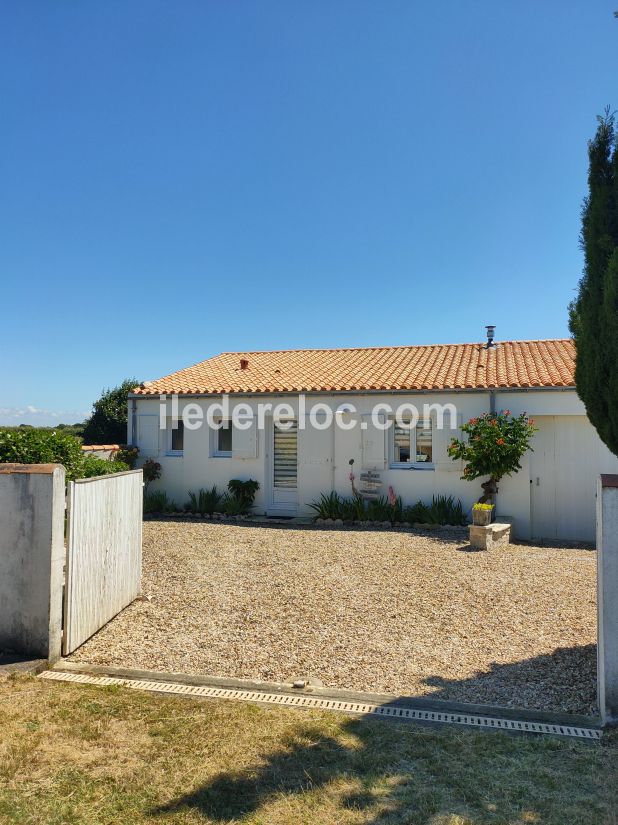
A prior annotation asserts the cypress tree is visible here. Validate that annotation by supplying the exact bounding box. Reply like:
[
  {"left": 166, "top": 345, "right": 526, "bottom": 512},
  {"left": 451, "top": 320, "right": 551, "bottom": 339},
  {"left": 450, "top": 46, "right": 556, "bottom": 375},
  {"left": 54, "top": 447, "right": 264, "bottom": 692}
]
[{"left": 569, "top": 110, "right": 618, "bottom": 456}]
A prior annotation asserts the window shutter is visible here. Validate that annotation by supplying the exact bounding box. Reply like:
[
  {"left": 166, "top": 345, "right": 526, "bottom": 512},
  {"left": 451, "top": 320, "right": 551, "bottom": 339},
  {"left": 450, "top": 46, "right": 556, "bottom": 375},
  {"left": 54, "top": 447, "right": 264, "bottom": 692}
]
[
  {"left": 433, "top": 412, "right": 463, "bottom": 471},
  {"left": 361, "top": 413, "right": 386, "bottom": 469},
  {"left": 137, "top": 415, "right": 159, "bottom": 458},
  {"left": 232, "top": 417, "right": 258, "bottom": 459}
]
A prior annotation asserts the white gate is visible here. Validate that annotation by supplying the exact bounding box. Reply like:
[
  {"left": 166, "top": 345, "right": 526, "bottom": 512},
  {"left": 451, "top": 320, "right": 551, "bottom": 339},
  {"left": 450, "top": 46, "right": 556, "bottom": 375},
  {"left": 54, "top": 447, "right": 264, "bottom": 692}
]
[{"left": 63, "top": 469, "right": 143, "bottom": 655}]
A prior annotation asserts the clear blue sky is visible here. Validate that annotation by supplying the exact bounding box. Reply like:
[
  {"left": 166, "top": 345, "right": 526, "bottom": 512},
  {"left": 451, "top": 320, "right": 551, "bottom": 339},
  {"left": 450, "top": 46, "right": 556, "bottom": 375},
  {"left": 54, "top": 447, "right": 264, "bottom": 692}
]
[{"left": 1, "top": 2, "right": 616, "bottom": 424}]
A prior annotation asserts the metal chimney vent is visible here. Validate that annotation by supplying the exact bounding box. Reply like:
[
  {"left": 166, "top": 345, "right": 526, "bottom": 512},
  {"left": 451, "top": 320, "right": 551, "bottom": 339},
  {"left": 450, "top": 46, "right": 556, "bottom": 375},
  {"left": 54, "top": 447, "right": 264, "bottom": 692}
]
[{"left": 485, "top": 325, "right": 496, "bottom": 348}]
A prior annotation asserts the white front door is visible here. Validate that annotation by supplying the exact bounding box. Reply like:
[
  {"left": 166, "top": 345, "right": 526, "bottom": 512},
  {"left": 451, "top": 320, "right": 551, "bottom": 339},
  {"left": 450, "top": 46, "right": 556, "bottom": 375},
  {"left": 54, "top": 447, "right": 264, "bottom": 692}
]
[{"left": 270, "top": 419, "right": 298, "bottom": 515}]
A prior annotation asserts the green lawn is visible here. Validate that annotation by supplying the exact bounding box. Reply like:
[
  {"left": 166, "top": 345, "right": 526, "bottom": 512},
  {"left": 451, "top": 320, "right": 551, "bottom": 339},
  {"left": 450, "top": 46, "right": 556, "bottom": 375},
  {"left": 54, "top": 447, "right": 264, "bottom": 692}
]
[{"left": 0, "top": 676, "right": 616, "bottom": 825}]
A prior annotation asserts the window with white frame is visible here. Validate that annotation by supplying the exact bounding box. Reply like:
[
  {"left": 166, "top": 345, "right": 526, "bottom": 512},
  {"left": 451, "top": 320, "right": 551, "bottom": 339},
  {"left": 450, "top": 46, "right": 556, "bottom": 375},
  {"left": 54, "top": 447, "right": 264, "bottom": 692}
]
[
  {"left": 212, "top": 419, "right": 232, "bottom": 457},
  {"left": 167, "top": 420, "right": 184, "bottom": 455},
  {"left": 390, "top": 419, "right": 433, "bottom": 467}
]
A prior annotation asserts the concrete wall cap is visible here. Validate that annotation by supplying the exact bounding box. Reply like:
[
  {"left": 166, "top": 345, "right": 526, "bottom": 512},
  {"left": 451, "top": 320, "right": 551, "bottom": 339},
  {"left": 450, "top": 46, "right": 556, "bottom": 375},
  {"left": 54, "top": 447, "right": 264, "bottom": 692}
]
[{"left": 0, "top": 463, "right": 64, "bottom": 475}]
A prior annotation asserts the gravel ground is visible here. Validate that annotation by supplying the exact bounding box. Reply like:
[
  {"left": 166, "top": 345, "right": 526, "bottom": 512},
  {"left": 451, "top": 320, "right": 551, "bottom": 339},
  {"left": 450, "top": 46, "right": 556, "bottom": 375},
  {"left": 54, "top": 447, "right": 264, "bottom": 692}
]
[{"left": 70, "top": 521, "right": 598, "bottom": 715}]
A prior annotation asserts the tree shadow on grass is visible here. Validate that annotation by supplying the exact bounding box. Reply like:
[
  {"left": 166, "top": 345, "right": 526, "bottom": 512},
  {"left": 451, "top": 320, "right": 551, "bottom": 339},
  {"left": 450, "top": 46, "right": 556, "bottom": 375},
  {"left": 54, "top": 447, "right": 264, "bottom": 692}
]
[
  {"left": 150, "top": 646, "right": 611, "bottom": 825},
  {"left": 150, "top": 716, "right": 611, "bottom": 824}
]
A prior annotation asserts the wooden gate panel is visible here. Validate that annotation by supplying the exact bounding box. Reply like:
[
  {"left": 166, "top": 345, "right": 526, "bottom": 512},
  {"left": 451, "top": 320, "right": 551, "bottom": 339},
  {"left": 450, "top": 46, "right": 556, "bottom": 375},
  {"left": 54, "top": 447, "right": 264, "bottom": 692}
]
[{"left": 63, "top": 470, "right": 142, "bottom": 655}]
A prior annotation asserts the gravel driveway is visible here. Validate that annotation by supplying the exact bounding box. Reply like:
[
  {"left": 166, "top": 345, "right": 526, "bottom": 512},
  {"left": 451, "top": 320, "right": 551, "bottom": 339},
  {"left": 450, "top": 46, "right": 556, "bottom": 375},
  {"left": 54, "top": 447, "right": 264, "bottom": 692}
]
[{"left": 70, "top": 521, "right": 597, "bottom": 715}]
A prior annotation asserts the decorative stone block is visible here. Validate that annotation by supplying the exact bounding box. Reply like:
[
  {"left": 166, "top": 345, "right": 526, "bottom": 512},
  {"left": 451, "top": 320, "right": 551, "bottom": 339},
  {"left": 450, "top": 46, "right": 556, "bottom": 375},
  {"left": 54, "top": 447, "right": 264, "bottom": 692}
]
[{"left": 469, "top": 522, "right": 511, "bottom": 551}]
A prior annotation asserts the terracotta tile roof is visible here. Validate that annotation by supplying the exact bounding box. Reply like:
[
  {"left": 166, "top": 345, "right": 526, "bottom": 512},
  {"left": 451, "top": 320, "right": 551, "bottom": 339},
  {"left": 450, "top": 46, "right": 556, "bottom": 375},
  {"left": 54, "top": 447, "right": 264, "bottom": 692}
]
[{"left": 132, "top": 339, "right": 576, "bottom": 396}]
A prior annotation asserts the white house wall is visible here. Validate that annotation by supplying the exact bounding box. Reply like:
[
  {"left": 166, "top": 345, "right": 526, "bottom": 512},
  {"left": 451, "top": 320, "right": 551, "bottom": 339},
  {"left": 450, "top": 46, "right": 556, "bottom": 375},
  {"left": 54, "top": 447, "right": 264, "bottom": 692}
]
[
  {"left": 131, "top": 390, "right": 618, "bottom": 541},
  {"left": 494, "top": 390, "right": 587, "bottom": 417}
]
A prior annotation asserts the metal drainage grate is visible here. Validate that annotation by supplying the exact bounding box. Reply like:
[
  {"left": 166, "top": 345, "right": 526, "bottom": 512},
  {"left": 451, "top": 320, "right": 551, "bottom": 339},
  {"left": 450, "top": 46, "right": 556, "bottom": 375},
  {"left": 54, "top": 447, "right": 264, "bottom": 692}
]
[{"left": 39, "top": 670, "right": 602, "bottom": 741}]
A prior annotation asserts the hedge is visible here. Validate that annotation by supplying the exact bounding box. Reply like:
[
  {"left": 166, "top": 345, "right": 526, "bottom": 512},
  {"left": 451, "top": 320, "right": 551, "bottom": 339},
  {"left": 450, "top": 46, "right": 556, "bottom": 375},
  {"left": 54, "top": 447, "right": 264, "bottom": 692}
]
[{"left": 0, "top": 428, "right": 128, "bottom": 481}]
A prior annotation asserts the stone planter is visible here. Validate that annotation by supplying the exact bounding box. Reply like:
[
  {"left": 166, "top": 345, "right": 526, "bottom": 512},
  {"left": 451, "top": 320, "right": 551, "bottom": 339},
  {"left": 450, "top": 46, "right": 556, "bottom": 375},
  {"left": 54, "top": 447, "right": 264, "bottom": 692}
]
[{"left": 472, "top": 507, "right": 494, "bottom": 526}]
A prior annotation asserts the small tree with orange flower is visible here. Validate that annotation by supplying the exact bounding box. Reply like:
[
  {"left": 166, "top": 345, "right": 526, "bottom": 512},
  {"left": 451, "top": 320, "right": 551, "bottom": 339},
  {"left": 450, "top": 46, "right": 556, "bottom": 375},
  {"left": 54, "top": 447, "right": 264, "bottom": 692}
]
[{"left": 447, "top": 411, "right": 537, "bottom": 504}]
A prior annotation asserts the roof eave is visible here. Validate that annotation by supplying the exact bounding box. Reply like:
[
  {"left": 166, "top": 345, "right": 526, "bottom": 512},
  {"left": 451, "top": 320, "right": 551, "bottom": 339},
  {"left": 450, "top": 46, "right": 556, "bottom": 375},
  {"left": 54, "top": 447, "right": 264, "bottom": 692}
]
[{"left": 128, "top": 384, "right": 576, "bottom": 399}]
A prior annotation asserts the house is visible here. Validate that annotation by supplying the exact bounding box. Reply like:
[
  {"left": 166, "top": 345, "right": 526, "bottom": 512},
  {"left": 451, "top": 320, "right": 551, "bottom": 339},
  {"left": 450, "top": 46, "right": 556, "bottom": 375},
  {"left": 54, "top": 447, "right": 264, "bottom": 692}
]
[{"left": 128, "top": 332, "right": 618, "bottom": 541}]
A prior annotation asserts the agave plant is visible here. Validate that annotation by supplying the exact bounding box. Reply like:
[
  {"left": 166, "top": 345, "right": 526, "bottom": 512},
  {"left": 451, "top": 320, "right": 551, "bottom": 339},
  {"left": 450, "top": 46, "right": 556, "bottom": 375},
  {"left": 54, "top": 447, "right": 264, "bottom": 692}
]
[
  {"left": 339, "top": 493, "right": 367, "bottom": 522},
  {"left": 353, "top": 494, "right": 368, "bottom": 521},
  {"left": 427, "top": 495, "right": 466, "bottom": 526},
  {"left": 403, "top": 501, "right": 433, "bottom": 524},
  {"left": 308, "top": 488, "right": 466, "bottom": 526},
  {"left": 187, "top": 485, "right": 223, "bottom": 515},
  {"left": 308, "top": 491, "right": 343, "bottom": 520},
  {"left": 222, "top": 494, "right": 250, "bottom": 516},
  {"left": 144, "top": 490, "right": 175, "bottom": 514},
  {"left": 365, "top": 496, "right": 394, "bottom": 522}
]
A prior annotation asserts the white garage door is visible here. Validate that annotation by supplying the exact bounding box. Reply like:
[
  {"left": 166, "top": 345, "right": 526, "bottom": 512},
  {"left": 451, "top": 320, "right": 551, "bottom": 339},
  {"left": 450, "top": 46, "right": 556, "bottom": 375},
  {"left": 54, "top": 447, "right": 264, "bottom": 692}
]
[{"left": 530, "top": 415, "right": 618, "bottom": 542}]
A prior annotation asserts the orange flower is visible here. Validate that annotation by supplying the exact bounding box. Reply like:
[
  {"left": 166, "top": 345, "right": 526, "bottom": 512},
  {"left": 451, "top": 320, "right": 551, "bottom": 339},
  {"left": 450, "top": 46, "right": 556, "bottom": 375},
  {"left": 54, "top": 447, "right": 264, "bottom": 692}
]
[
  {"left": 529, "top": 418, "right": 535, "bottom": 426},
  {"left": 490, "top": 419, "right": 497, "bottom": 426},
  {"left": 469, "top": 417, "right": 478, "bottom": 425},
  {"left": 496, "top": 438, "right": 505, "bottom": 445}
]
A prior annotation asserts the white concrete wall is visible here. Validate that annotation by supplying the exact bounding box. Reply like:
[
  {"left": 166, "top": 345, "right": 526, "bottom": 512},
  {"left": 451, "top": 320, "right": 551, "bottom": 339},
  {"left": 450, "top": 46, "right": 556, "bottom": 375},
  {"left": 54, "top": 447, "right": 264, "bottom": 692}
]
[
  {"left": 81, "top": 447, "right": 120, "bottom": 460},
  {"left": 0, "top": 464, "right": 65, "bottom": 660},
  {"left": 132, "top": 389, "right": 618, "bottom": 540}
]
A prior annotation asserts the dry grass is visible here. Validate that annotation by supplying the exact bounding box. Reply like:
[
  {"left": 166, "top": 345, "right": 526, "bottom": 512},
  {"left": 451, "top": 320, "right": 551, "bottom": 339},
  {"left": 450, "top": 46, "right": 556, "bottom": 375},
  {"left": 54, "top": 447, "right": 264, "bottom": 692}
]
[
  {"left": 70, "top": 521, "right": 598, "bottom": 714},
  {"left": 0, "top": 675, "right": 616, "bottom": 825}
]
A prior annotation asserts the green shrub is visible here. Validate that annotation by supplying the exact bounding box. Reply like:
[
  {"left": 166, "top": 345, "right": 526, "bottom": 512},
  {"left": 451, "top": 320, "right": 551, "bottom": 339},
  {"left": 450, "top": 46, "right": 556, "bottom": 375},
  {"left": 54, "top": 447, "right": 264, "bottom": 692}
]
[
  {"left": 339, "top": 494, "right": 366, "bottom": 522},
  {"left": 116, "top": 446, "right": 139, "bottom": 469},
  {"left": 186, "top": 485, "right": 223, "bottom": 515},
  {"left": 309, "top": 492, "right": 402, "bottom": 523},
  {"left": 365, "top": 496, "right": 394, "bottom": 522},
  {"left": 390, "top": 494, "right": 404, "bottom": 523},
  {"left": 403, "top": 495, "right": 466, "bottom": 526},
  {"left": 227, "top": 479, "right": 259, "bottom": 508},
  {"left": 402, "top": 501, "right": 432, "bottom": 524},
  {"left": 0, "top": 427, "right": 140, "bottom": 482},
  {"left": 82, "top": 455, "right": 130, "bottom": 478},
  {"left": 427, "top": 495, "right": 466, "bottom": 526},
  {"left": 222, "top": 494, "right": 250, "bottom": 516},
  {"left": 308, "top": 491, "right": 344, "bottom": 520},
  {"left": 144, "top": 490, "right": 175, "bottom": 514},
  {"left": 309, "top": 489, "right": 467, "bottom": 526},
  {"left": 0, "top": 427, "right": 84, "bottom": 481},
  {"left": 352, "top": 494, "right": 368, "bottom": 521},
  {"left": 142, "top": 459, "right": 161, "bottom": 491}
]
